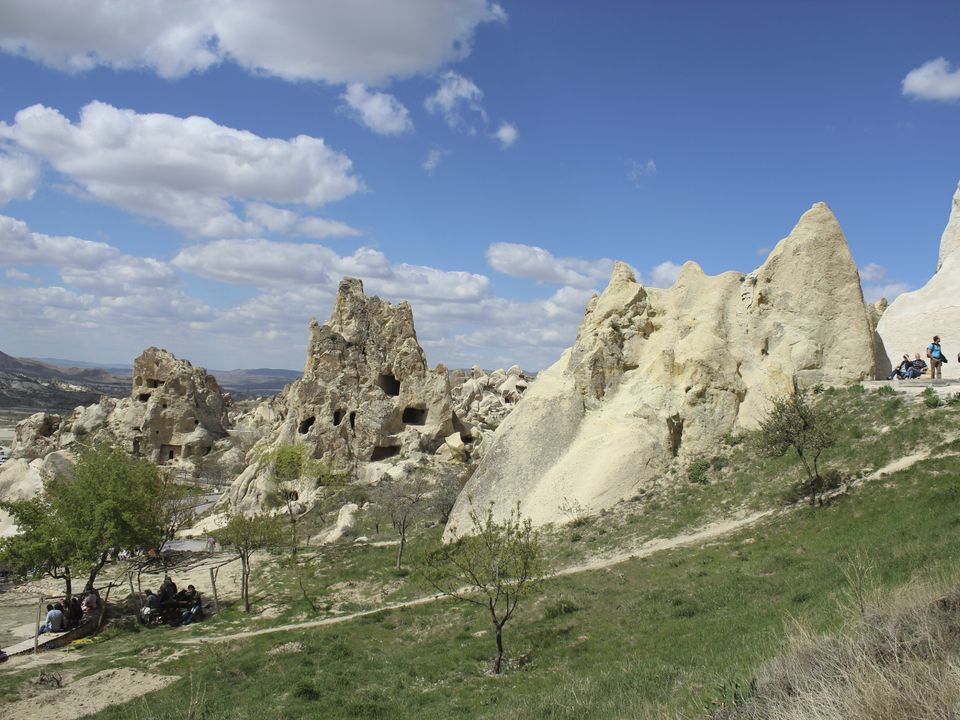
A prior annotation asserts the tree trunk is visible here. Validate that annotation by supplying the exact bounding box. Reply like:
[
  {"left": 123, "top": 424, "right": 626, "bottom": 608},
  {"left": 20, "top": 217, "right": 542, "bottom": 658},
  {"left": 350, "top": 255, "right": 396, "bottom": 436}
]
[
  {"left": 241, "top": 554, "right": 251, "bottom": 613},
  {"left": 84, "top": 552, "right": 107, "bottom": 592},
  {"left": 396, "top": 528, "right": 406, "bottom": 571},
  {"left": 493, "top": 622, "right": 504, "bottom": 674}
]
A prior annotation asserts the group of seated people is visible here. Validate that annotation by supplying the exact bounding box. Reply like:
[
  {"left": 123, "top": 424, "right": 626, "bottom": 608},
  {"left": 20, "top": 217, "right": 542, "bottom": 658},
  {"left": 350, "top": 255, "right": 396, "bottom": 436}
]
[
  {"left": 888, "top": 353, "right": 929, "bottom": 380},
  {"left": 141, "top": 575, "right": 203, "bottom": 627},
  {"left": 38, "top": 592, "right": 98, "bottom": 635}
]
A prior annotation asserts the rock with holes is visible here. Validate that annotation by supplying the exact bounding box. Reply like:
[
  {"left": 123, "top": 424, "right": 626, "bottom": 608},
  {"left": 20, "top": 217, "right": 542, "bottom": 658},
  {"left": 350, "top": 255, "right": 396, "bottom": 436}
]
[
  {"left": 222, "top": 277, "right": 463, "bottom": 514},
  {"left": 447, "top": 202, "right": 877, "bottom": 532},
  {"left": 876, "top": 181, "right": 960, "bottom": 378},
  {"left": 10, "top": 412, "right": 62, "bottom": 460}
]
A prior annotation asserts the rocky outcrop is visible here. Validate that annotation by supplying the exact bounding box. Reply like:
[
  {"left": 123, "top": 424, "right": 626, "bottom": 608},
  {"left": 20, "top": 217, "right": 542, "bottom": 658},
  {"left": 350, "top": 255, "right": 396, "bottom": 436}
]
[
  {"left": 0, "top": 450, "right": 74, "bottom": 536},
  {"left": 451, "top": 365, "right": 531, "bottom": 429},
  {"left": 447, "top": 202, "right": 876, "bottom": 531},
  {"left": 223, "top": 278, "right": 467, "bottom": 514},
  {"left": 876, "top": 181, "right": 960, "bottom": 378}
]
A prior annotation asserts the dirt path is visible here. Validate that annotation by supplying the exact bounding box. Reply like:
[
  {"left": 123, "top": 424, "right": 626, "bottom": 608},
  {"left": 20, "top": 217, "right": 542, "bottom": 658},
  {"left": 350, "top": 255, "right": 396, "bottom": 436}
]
[
  {"left": 177, "top": 509, "right": 773, "bottom": 645},
  {"left": 178, "top": 448, "right": 944, "bottom": 647}
]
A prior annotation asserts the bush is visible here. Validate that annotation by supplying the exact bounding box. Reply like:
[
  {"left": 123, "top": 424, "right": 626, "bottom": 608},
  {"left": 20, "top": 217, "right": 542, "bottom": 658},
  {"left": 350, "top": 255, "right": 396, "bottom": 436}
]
[
  {"left": 948, "top": 393, "right": 960, "bottom": 407},
  {"left": 922, "top": 387, "right": 941, "bottom": 409},
  {"left": 874, "top": 385, "right": 896, "bottom": 397},
  {"left": 847, "top": 384, "right": 865, "bottom": 395},
  {"left": 688, "top": 459, "right": 711, "bottom": 484},
  {"left": 721, "top": 431, "right": 744, "bottom": 447}
]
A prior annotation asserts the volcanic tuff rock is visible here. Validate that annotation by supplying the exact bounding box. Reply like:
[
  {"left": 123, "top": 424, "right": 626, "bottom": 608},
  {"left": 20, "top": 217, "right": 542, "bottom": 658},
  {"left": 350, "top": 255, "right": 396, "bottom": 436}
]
[
  {"left": 447, "top": 203, "right": 877, "bottom": 531},
  {"left": 223, "top": 278, "right": 467, "bottom": 514},
  {"left": 451, "top": 365, "right": 531, "bottom": 428},
  {"left": 876, "top": 181, "right": 960, "bottom": 379}
]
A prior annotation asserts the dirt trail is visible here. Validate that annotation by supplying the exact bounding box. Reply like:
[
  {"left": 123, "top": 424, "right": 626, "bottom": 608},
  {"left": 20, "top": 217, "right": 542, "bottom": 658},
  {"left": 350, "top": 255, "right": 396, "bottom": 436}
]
[
  {"left": 178, "top": 448, "right": 944, "bottom": 646},
  {"left": 177, "top": 509, "right": 773, "bottom": 645}
]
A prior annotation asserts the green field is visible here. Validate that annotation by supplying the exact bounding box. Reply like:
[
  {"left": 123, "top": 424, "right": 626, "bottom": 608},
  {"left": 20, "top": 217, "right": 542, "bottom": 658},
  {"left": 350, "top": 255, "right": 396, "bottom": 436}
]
[{"left": 2, "top": 386, "right": 959, "bottom": 719}]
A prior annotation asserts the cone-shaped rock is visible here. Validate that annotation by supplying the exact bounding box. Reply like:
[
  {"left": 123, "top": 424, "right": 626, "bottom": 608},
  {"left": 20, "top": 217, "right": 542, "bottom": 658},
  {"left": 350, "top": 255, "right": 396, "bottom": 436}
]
[
  {"left": 446, "top": 203, "right": 876, "bottom": 532},
  {"left": 877, "top": 182, "right": 960, "bottom": 377}
]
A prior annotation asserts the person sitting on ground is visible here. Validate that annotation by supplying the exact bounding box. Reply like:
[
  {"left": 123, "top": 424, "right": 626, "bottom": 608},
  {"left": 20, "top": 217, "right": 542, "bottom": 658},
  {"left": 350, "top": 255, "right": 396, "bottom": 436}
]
[
  {"left": 38, "top": 603, "right": 65, "bottom": 635},
  {"left": 141, "top": 589, "right": 162, "bottom": 624},
  {"left": 889, "top": 354, "right": 912, "bottom": 380},
  {"left": 181, "top": 584, "right": 203, "bottom": 625},
  {"left": 81, "top": 591, "right": 98, "bottom": 616},
  {"left": 903, "top": 354, "right": 928, "bottom": 379}
]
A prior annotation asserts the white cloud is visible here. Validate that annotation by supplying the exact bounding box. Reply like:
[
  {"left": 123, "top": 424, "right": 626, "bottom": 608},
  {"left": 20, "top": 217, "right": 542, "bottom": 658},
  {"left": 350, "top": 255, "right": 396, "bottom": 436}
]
[
  {"left": 493, "top": 122, "right": 518, "bottom": 149},
  {"left": 425, "top": 71, "right": 486, "bottom": 130},
  {"left": 486, "top": 242, "right": 614, "bottom": 289},
  {"left": 648, "top": 261, "right": 682, "bottom": 288},
  {"left": 423, "top": 148, "right": 451, "bottom": 173},
  {"left": 0, "top": 147, "right": 40, "bottom": 205},
  {"left": 858, "top": 263, "right": 909, "bottom": 303},
  {"left": 0, "top": 0, "right": 507, "bottom": 85},
  {"left": 0, "top": 101, "right": 362, "bottom": 237},
  {"left": 4, "top": 268, "right": 34, "bottom": 281},
  {"left": 0, "top": 213, "right": 116, "bottom": 268},
  {"left": 171, "top": 238, "right": 491, "bottom": 303},
  {"left": 245, "top": 202, "right": 362, "bottom": 239},
  {"left": 341, "top": 83, "right": 413, "bottom": 135},
  {"left": 902, "top": 57, "right": 960, "bottom": 102},
  {"left": 627, "top": 159, "right": 657, "bottom": 189}
]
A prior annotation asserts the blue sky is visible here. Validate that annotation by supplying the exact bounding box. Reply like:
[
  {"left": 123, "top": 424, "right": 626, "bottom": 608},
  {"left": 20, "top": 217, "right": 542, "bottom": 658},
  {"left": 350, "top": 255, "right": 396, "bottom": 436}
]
[{"left": 0, "top": 1, "right": 958, "bottom": 372}]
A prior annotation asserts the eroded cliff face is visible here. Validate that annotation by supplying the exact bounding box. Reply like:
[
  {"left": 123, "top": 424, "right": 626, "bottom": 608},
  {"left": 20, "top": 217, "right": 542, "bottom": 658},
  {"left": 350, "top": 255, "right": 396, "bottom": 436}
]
[
  {"left": 223, "top": 278, "right": 467, "bottom": 513},
  {"left": 447, "top": 203, "right": 877, "bottom": 532},
  {"left": 876, "top": 182, "right": 960, "bottom": 378}
]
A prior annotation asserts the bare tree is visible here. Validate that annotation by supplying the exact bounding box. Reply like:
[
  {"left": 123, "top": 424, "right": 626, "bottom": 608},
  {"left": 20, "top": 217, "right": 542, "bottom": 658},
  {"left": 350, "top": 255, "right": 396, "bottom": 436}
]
[
  {"left": 374, "top": 476, "right": 430, "bottom": 571},
  {"left": 424, "top": 501, "right": 543, "bottom": 674},
  {"left": 213, "top": 512, "right": 284, "bottom": 612}
]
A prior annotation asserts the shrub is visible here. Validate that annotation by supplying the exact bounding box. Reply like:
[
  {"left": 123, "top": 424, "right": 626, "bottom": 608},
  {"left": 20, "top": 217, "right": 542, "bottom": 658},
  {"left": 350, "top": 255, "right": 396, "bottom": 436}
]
[
  {"left": 688, "top": 459, "right": 711, "bottom": 484},
  {"left": 874, "top": 385, "right": 896, "bottom": 397},
  {"left": 922, "top": 387, "right": 941, "bottom": 409},
  {"left": 721, "top": 431, "right": 744, "bottom": 447},
  {"left": 847, "top": 384, "right": 865, "bottom": 395}
]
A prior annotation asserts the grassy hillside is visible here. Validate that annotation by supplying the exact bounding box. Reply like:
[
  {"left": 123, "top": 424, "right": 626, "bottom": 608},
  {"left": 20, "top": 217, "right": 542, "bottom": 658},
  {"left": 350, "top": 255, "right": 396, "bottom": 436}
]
[{"left": 2, "top": 385, "right": 959, "bottom": 719}]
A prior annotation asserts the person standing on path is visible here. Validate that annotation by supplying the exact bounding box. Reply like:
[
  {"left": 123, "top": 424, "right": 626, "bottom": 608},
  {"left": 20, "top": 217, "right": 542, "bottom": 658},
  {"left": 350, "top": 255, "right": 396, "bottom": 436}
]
[{"left": 927, "top": 335, "right": 944, "bottom": 380}]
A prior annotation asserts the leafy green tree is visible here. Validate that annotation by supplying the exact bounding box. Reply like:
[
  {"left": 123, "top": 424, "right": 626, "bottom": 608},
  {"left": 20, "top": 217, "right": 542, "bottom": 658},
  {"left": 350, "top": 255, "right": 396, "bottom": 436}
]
[
  {"left": 213, "top": 511, "right": 284, "bottom": 612},
  {"left": 424, "top": 501, "right": 543, "bottom": 674},
  {"left": 751, "top": 390, "right": 838, "bottom": 506},
  {"left": 0, "top": 495, "right": 74, "bottom": 597},
  {"left": 1, "top": 442, "right": 192, "bottom": 593}
]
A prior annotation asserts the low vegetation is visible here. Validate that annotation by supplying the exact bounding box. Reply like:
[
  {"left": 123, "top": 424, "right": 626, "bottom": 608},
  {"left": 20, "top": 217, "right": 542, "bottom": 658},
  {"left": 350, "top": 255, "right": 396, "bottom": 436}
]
[{"left": 2, "top": 386, "right": 960, "bottom": 719}]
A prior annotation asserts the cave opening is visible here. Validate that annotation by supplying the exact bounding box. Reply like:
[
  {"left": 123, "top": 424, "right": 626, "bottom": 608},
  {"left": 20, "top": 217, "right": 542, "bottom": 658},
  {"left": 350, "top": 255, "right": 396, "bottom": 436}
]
[
  {"left": 299, "top": 416, "right": 316, "bottom": 434},
  {"left": 376, "top": 373, "right": 401, "bottom": 396}
]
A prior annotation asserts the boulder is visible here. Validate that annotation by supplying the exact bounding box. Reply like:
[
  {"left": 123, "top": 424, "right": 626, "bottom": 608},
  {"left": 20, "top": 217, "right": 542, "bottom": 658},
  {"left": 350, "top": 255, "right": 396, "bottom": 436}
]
[
  {"left": 876, "top": 181, "right": 960, "bottom": 378},
  {"left": 321, "top": 503, "right": 360, "bottom": 544},
  {"left": 447, "top": 202, "right": 877, "bottom": 532}
]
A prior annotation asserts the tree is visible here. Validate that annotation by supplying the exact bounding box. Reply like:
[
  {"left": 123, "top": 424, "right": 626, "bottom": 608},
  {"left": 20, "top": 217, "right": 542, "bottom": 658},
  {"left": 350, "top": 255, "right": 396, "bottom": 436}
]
[
  {"left": 258, "top": 443, "right": 321, "bottom": 552},
  {"left": 0, "top": 495, "right": 74, "bottom": 597},
  {"left": 424, "top": 501, "right": 543, "bottom": 674},
  {"left": 751, "top": 390, "right": 838, "bottom": 506},
  {"left": 432, "top": 468, "right": 472, "bottom": 525},
  {"left": 0, "top": 442, "right": 192, "bottom": 593},
  {"left": 213, "top": 511, "right": 284, "bottom": 612},
  {"left": 373, "top": 476, "right": 430, "bottom": 571}
]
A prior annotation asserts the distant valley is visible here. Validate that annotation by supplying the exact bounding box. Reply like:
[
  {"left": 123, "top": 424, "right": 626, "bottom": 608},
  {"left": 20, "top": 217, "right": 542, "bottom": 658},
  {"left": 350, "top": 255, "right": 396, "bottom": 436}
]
[{"left": 0, "top": 350, "right": 302, "bottom": 417}]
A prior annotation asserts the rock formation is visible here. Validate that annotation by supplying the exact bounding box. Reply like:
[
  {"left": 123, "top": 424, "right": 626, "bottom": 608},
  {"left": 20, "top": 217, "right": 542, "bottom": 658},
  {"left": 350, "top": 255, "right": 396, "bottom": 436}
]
[
  {"left": 876, "top": 181, "right": 960, "bottom": 378},
  {"left": 447, "top": 202, "right": 877, "bottom": 531},
  {"left": 223, "top": 278, "right": 469, "bottom": 513},
  {"left": 451, "top": 365, "right": 531, "bottom": 429}
]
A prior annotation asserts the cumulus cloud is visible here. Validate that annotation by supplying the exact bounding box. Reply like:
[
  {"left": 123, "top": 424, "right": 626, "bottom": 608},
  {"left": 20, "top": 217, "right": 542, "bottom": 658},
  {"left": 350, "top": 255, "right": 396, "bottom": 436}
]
[
  {"left": 627, "top": 159, "right": 657, "bottom": 189},
  {"left": 425, "top": 71, "right": 486, "bottom": 130},
  {"left": 486, "top": 242, "right": 614, "bottom": 289},
  {"left": 0, "top": 0, "right": 507, "bottom": 85},
  {"left": 902, "top": 58, "right": 960, "bottom": 102},
  {"left": 0, "top": 148, "right": 40, "bottom": 206},
  {"left": 423, "top": 148, "right": 451, "bottom": 174},
  {"left": 0, "top": 101, "right": 361, "bottom": 237},
  {"left": 244, "top": 202, "right": 361, "bottom": 239},
  {"left": 493, "top": 122, "right": 518, "bottom": 149},
  {"left": 340, "top": 83, "right": 413, "bottom": 135},
  {"left": 648, "top": 261, "right": 682, "bottom": 288}
]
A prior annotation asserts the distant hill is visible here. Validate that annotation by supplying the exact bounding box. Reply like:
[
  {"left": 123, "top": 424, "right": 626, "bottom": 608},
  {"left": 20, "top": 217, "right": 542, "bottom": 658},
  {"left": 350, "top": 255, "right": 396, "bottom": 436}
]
[{"left": 0, "top": 353, "right": 301, "bottom": 413}]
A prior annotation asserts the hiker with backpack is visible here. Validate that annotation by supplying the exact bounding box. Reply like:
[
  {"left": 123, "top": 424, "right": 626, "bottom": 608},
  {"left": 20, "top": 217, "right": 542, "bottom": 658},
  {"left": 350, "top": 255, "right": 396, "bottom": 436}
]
[{"left": 927, "top": 335, "right": 946, "bottom": 380}]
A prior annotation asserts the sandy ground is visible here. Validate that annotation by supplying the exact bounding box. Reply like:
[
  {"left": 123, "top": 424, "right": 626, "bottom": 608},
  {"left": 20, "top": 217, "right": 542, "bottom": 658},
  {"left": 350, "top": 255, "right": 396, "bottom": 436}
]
[{"left": 0, "top": 668, "right": 178, "bottom": 720}]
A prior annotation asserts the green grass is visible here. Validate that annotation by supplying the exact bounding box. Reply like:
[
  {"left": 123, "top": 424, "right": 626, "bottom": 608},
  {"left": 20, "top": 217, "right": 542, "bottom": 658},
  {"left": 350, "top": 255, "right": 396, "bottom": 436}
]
[{"left": 4, "top": 387, "right": 960, "bottom": 719}]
